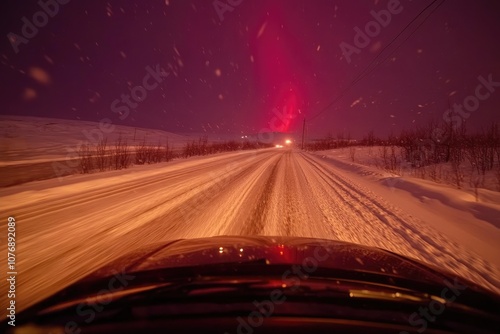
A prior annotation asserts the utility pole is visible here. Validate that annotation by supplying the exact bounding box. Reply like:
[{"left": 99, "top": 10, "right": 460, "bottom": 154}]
[{"left": 301, "top": 118, "right": 306, "bottom": 150}]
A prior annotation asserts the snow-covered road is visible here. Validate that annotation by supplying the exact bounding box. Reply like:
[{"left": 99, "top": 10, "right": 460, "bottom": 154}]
[{"left": 1, "top": 148, "right": 499, "bottom": 312}]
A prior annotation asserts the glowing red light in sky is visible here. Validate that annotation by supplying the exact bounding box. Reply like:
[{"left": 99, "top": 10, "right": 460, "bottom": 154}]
[{"left": 251, "top": 10, "right": 304, "bottom": 133}]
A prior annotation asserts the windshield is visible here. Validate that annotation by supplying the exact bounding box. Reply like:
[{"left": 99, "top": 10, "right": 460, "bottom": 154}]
[{"left": 1, "top": 0, "right": 499, "bottom": 330}]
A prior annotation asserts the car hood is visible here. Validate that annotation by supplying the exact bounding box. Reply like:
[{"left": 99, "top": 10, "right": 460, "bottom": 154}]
[
  {"left": 86, "top": 235, "right": 451, "bottom": 286},
  {"left": 11, "top": 235, "right": 500, "bottom": 333}
]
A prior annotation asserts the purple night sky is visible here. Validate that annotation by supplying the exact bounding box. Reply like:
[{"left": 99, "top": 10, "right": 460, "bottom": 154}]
[{"left": 1, "top": 0, "right": 499, "bottom": 138}]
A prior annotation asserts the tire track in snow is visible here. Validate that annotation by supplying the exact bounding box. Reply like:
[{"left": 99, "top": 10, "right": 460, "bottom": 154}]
[
  {"left": 2, "top": 149, "right": 499, "bottom": 314},
  {"left": 241, "top": 154, "right": 282, "bottom": 235},
  {"left": 299, "top": 152, "right": 500, "bottom": 294},
  {"left": 0, "top": 150, "right": 278, "bottom": 312}
]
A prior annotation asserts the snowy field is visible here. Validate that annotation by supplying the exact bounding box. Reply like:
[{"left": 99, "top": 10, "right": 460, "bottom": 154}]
[
  {"left": 1, "top": 117, "right": 500, "bottom": 313},
  {"left": 0, "top": 115, "right": 194, "bottom": 186}
]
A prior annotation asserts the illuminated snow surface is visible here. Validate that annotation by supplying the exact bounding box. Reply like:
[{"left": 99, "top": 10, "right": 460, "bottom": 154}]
[{"left": 1, "top": 118, "right": 500, "bottom": 312}]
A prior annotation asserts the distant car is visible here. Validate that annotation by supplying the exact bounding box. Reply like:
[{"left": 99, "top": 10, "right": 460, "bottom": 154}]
[{"left": 3, "top": 236, "right": 499, "bottom": 333}]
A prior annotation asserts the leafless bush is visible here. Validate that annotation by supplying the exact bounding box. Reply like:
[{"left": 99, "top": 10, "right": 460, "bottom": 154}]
[
  {"left": 494, "top": 126, "right": 500, "bottom": 191},
  {"left": 418, "top": 166, "right": 427, "bottom": 179},
  {"left": 226, "top": 140, "right": 240, "bottom": 151},
  {"left": 77, "top": 144, "right": 94, "bottom": 174},
  {"left": 134, "top": 136, "right": 165, "bottom": 165},
  {"left": 145, "top": 146, "right": 155, "bottom": 164},
  {"left": 183, "top": 141, "right": 197, "bottom": 157},
  {"left": 95, "top": 138, "right": 108, "bottom": 171},
  {"left": 113, "top": 136, "right": 130, "bottom": 170},
  {"left": 388, "top": 145, "right": 399, "bottom": 172},
  {"left": 470, "top": 172, "right": 482, "bottom": 202},
  {"left": 367, "top": 145, "right": 373, "bottom": 157},
  {"left": 398, "top": 128, "right": 426, "bottom": 168},
  {"left": 349, "top": 146, "right": 356, "bottom": 162},
  {"left": 324, "top": 120, "right": 500, "bottom": 192},
  {"left": 379, "top": 146, "right": 388, "bottom": 169},
  {"left": 135, "top": 139, "right": 148, "bottom": 165},
  {"left": 164, "top": 139, "right": 174, "bottom": 162},
  {"left": 134, "top": 137, "right": 175, "bottom": 165},
  {"left": 241, "top": 141, "right": 259, "bottom": 150},
  {"left": 495, "top": 163, "right": 500, "bottom": 192},
  {"left": 199, "top": 136, "right": 208, "bottom": 155},
  {"left": 186, "top": 136, "right": 209, "bottom": 156},
  {"left": 427, "top": 163, "right": 440, "bottom": 182},
  {"left": 306, "top": 131, "right": 357, "bottom": 151},
  {"left": 450, "top": 146, "right": 464, "bottom": 189},
  {"left": 153, "top": 141, "right": 163, "bottom": 163},
  {"left": 183, "top": 137, "right": 246, "bottom": 157},
  {"left": 361, "top": 130, "right": 379, "bottom": 146},
  {"left": 464, "top": 126, "right": 498, "bottom": 178}
]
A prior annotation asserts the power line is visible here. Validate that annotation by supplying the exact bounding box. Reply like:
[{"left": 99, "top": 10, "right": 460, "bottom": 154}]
[
  {"left": 349, "top": 0, "right": 444, "bottom": 88},
  {"left": 307, "top": 0, "right": 446, "bottom": 123},
  {"left": 351, "top": 0, "right": 446, "bottom": 87}
]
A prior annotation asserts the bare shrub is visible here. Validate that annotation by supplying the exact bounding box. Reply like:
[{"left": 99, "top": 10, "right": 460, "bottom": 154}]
[
  {"left": 495, "top": 164, "right": 500, "bottom": 192},
  {"left": 135, "top": 139, "right": 148, "bottom": 165},
  {"left": 349, "top": 146, "right": 356, "bottom": 162},
  {"left": 145, "top": 145, "right": 155, "bottom": 164},
  {"left": 427, "top": 163, "right": 438, "bottom": 182},
  {"left": 199, "top": 136, "right": 208, "bottom": 155},
  {"left": 164, "top": 139, "right": 174, "bottom": 162},
  {"left": 136, "top": 138, "right": 174, "bottom": 165},
  {"left": 361, "top": 130, "right": 377, "bottom": 146},
  {"left": 113, "top": 136, "right": 130, "bottom": 170},
  {"left": 470, "top": 173, "right": 482, "bottom": 202},
  {"left": 77, "top": 144, "right": 94, "bottom": 174},
  {"left": 152, "top": 141, "right": 163, "bottom": 163},
  {"left": 379, "top": 146, "right": 388, "bottom": 169},
  {"left": 418, "top": 166, "right": 427, "bottom": 179},
  {"left": 450, "top": 150, "right": 463, "bottom": 189},
  {"left": 95, "top": 138, "right": 108, "bottom": 172},
  {"left": 183, "top": 141, "right": 195, "bottom": 158},
  {"left": 389, "top": 145, "right": 399, "bottom": 172}
]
